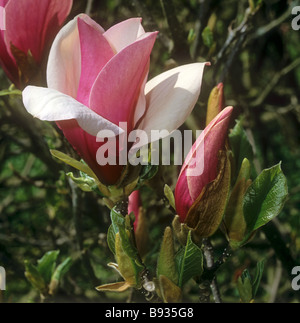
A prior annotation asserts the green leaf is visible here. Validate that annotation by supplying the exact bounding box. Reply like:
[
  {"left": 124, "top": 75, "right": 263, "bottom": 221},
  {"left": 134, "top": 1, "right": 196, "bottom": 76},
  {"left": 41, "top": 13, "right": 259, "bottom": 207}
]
[
  {"left": 236, "top": 260, "right": 265, "bottom": 302},
  {"left": 49, "top": 257, "right": 72, "bottom": 296},
  {"left": 117, "top": 224, "right": 142, "bottom": 268},
  {"left": 202, "top": 26, "right": 214, "bottom": 48},
  {"left": 175, "top": 231, "right": 203, "bottom": 287},
  {"left": 66, "top": 172, "right": 97, "bottom": 192},
  {"left": 50, "top": 150, "right": 98, "bottom": 180},
  {"left": 51, "top": 257, "right": 72, "bottom": 282},
  {"left": 223, "top": 158, "right": 252, "bottom": 248},
  {"left": 114, "top": 233, "right": 143, "bottom": 287},
  {"left": 252, "top": 260, "right": 265, "bottom": 298},
  {"left": 107, "top": 225, "right": 116, "bottom": 255},
  {"left": 157, "top": 227, "right": 178, "bottom": 286},
  {"left": 229, "top": 119, "right": 254, "bottom": 179},
  {"left": 237, "top": 269, "right": 253, "bottom": 303},
  {"left": 187, "top": 28, "right": 196, "bottom": 44},
  {"left": 139, "top": 164, "right": 158, "bottom": 183},
  {"left": 110, "top": 208, "right": 143, "bottom": 268},
  {"left": 249, "top": 0, "right": 262, "bottom": 12},
  {"left": 243, "top": 163, "right": 288, "bottom": 237},
  {"left": 110, "top": 207, "right": 126, "bottom": 235},
  {"left": 0, "top": 89, "right": 22, "bottom": 97},
  {"left": 37, "top": 250, "right": 60, "bottom": 284},
  {"left": 24, "top": 260, "right": 47, "bottom": 294},
  {"left": 158, "top": 275, "right": 182, "bottom": 303},
  {"left": 164, "top": 184, "right": 176, "bottom": 210}
]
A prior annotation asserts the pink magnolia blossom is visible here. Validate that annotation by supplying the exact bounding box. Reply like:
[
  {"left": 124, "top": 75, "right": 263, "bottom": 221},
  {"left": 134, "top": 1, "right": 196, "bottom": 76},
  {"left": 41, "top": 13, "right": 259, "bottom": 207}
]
[
  {"left": 22, "top": 15, "right": 208, "bottom": 185},
  {"left": 175, "top": 106, "right": 233, "bottom": 221},
  {"left": 0, "top": 0, "right": 73, "bottom": 89},
  {"left": 128, "top": 190, "right": 141, "bottom": 231}
]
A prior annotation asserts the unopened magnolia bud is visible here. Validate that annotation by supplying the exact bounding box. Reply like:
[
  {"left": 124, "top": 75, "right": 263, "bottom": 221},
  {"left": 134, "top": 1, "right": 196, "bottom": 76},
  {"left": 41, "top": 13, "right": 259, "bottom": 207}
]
[{"left": 206, "top": 83, "right": 224, "bottom": 126}]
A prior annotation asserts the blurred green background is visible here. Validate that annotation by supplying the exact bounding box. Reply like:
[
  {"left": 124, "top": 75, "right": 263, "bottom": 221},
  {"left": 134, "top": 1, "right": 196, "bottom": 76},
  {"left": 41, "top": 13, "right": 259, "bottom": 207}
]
[{"left": 0, "top": 0, "right": 300, "bottom": 303}]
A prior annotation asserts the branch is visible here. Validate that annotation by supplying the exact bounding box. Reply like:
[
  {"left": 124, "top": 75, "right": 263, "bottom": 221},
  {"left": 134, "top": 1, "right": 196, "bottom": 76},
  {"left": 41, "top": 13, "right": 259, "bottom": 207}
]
[
  {"left": 250, "top": 57, "right": 300, "bottom": 107},
  {"left": 68, "top": 178, "right": 99, "bottom": 288},
  {"left": 214, "top": 8, "right": 254, "bottom": 83},
  {"left": 160, "top": 0, "right": 190, "bottom": 63},
  {"left": 190, "top": 0, "right": 214, "bottom": 59},
  {"left": 262, "top": 220, "right": 297, "bottom": 276},
  {"left": 200, "top": 238, "right": 222, "bottom": 303},
  {"left": 248, "top": 1, "right": 298, "bottom": 41},
  {"left": 85, "top": 0, "right": 94, "bottom": 15}
]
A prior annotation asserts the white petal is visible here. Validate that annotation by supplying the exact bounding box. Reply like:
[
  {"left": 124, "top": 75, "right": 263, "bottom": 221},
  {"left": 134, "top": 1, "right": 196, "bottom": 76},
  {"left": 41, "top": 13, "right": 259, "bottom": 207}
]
[
  {"left": 46, "top": 15, "right": 82, "bottom": 98},
  {"left": 103, "top": 18, "right": 145, "bottom": 53},
  {"left": 22, "top": 86, "right": 123, "bottom": 138},
  {"left": 133, "top": 62, "right": 208, "bottom": 149}
]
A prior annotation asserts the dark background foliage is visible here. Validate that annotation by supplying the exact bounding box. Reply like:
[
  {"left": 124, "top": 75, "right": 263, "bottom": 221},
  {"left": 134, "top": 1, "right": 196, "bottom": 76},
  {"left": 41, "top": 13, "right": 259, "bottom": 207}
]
[{"left": 0, "top": 0, "right": 299, "bottom": 303}]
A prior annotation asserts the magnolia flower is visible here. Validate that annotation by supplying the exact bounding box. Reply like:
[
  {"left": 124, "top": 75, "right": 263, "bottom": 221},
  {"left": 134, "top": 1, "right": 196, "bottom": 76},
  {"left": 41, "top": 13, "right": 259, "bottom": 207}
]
[
  {"left": 175, "top": 106, "right": 233, "bottom": 235},
  {"left": 0, "top": 0, "right": 73, "bottom": 89},
  {"left": 128, "top": 190, "right": 141, "bottom": 231},
  {"left": 22, "top": 14, "right": 208, "bottom": 185}
]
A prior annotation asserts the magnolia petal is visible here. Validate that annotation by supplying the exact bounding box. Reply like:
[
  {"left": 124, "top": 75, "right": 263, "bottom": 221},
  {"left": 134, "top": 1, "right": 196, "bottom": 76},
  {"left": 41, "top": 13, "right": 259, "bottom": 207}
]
[
  {"left": 0, "top": 0, "right": 18, "bottom": 85},
  {"left": 174, "top": 170, "right": 194, "bottom": 222},
  {"left": 128, "top": 190, "right": 141, "bottom": 231},
  {"left": 0, "top": 31, "right": 19, "bottom": 87},
  {"left": 77, "top": 17, "right": 114, "bottom": 106},
  {"left": 47, "top": 16, "right": 81, "bottom": 98},
  {"left": 22, "top": 86, "right": 122, "bottom": 137},
  {"left": 175, "top": 106, "right": 233, "bottom": 220},
  {"left": 133, "top": 63, "right": 208, "bottom": 149},
  {"left": 104, "top": 18, "right": 145, "bottom": 53},
  {"left": 5, "top": 0, "right": 72, "bottom": 63},
  {"left": 89, "top": 31, "right": 157, "bottom": 131}
]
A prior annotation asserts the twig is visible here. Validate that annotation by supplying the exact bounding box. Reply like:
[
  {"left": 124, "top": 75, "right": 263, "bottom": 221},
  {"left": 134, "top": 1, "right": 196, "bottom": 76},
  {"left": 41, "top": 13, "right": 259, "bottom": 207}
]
[
  {"left": 159, "top": 0, "right": 190, "bottom": 63},
  {"left": 262, "top": 220, "right": 297, "bottom": 276},
  {"left": 68, "top": 178, "right": 99, "bottom": 287},
  {"left": 215, "top": 7, "right": 254, "bottom": 83},
  {"left": 130, "top": 0, "right": 171, "bottom": 50},
  {"left": 1, "top": 96, "right": 61, "bottom": 174},
  {"left": 85, "top": 0, "right": 94, "bottom": 15},
  {"left": 200, "top": 238, "right": 222, "bottom": 303},
  {"left": 250, "top": 57, "right": 300, "bottom": 107},
  {"left": 190, "top": 0, "right": 215, "bottom": 59},
  {"left": 248, "top": 1, "right": 298, "bottom": 41},
  {"left": 268, "top": 260, "right": 282, "bottom": 303}
]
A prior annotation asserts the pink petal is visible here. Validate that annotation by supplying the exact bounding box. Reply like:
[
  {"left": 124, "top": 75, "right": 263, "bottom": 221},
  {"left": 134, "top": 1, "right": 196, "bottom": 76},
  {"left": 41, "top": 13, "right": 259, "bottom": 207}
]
[
  {"left": 57, "top": 122, "right": 124, "bottom": 185},
  {"left": 175, "top": 106, "right": 233, "bottom": 220},
  {"left": 128, "top": 190, "right": 141, "bottom": 231},
  {"left": 0, "top": 0, "right": 9, "bottom": 6},
  {"left": 104, "top": 18, "right": 145, "bottom": 53},
  {"left": 5, "top": 0, "right": 72, "bottom": 64},
  {"left": 174, "top": 169, "right": 193, "bottom": 222},
  {"left": 76, "top": 17, "right": 114, "bottom": 106},
  {"left": 0, "top": 30, "right": 19, "bottom": 87},
  {"left": 89, "top": 31, "right": 157, "bottom": 132}
]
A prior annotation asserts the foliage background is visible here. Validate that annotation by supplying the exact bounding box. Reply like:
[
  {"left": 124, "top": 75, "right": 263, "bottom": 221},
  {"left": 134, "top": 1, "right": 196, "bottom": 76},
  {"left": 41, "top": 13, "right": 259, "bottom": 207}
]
[{"left": 0, "top": 0, "right": 300, "bottom": 303}]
